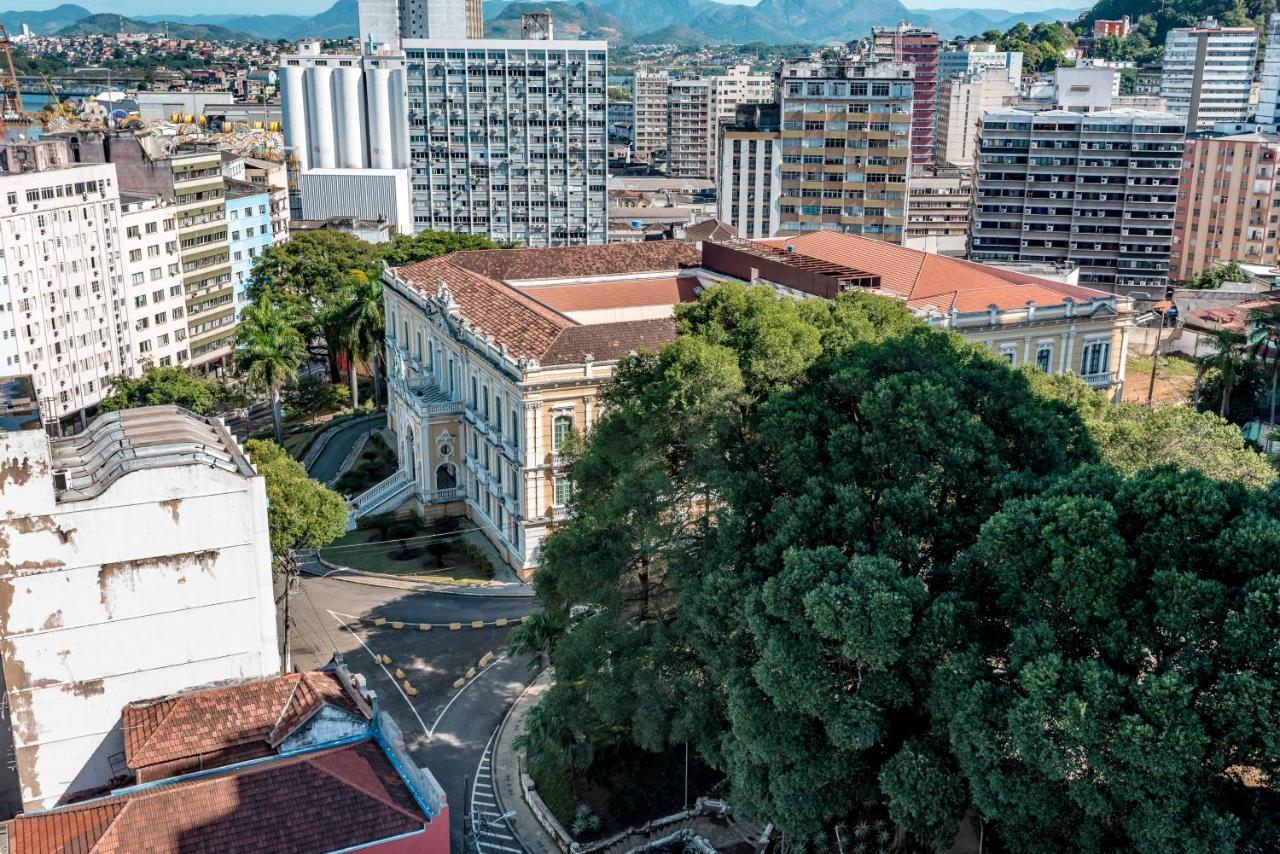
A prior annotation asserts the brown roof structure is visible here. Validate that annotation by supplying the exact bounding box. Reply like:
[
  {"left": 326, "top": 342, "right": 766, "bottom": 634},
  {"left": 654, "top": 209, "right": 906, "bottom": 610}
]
[
  {"left": 123, "top": 671, "right": 367, "bottom": 782},
  {"left": 393, "top": 242, "right": 702, "bottom": 366},
  {"left": 685, "top": 218, "right": 739, "bottom": 242},
  {"left": 6, "top": 740, "right": 430, "bottom": 854}
]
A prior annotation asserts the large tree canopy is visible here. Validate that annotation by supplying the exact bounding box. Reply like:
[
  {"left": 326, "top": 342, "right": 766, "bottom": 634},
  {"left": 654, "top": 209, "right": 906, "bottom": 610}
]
[
  {"left": 244, "top": 439, "right": 349, "bottom": 555},
  {"left": 518, "top": 282, "right": 1280, "bottom": 851},
  {"left": 99, "top": 365, "right": 219, "bottom": 416}
]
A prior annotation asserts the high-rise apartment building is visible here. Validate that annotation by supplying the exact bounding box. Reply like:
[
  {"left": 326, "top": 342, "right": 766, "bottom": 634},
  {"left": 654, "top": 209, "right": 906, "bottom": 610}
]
[
  {"left": 407, "top": 37, "right": 609, "bottom": 245},
  {"left": 905, "top": 165, "right": 972, "bottom": 256},
  {"left": 777, "top": 57, "right": 914, "bottom": 241},
  {"left": 281, "top": 27, "right": 609, "bottom": 247},
  {"left": 1257, "top": 14, "right": 1280, "bottom": 127},
  {"left": 357, "top": 0, "right": 483, "bottom": 48},
  {"left": 1162, "top": 17, "right": 1258, "bottom": 131},
  {"left": 226, "top": 180, "right": 275, "bottom": 318},
  {"left": 633, "top": 70, "right": 671, "bottom": 164},
  {"left": 969, "top": 108, "right": 1184, "bottom": 298},
  {"left": 935, "top": 68, "right": 1016, "bottom": 167},
  {"left": 1171, "top": 131, "right": 1280, "bottom": 281},
  {"left": 719, "top": 103, "right": 781, "bottom": 239},
  {"left": 938, "top": 42, "right": 1023, "bottom": 84},
  {"left": 711, "top": 65, "right": 776, "bottom": 122},
  {"left": 121, "top": 194, "right": 188, "bottom": 370},
  {"left": 873, "top": 23, "right": 941, "bottom": 164},
  {"left": 0, "top": 140, "right": 130, "bottom": 429},
  {"left": 668, "top": 77, "right": 715, "bottom": 179}
]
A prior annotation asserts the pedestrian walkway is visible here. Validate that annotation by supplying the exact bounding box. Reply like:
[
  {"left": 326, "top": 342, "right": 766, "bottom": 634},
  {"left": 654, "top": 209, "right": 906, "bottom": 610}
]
[
  {"left": 473, "top": 740, "right": 527, "bottom": 854},
  {"left": 491, "top": 669, "right": 565, "bottom": 854}
]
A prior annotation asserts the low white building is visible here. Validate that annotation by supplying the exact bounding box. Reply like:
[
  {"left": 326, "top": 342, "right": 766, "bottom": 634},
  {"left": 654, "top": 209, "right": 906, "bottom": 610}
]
[
  {"left": 299, "top": 168, "right": 412, "bottom": 237},
  {"left": 0, "top": 380, "right": 280, "bottom": 812}
]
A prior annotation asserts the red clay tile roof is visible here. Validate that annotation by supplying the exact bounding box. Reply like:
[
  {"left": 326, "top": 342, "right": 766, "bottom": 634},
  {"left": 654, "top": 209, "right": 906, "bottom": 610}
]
[
  {"left": 394, "top": 243, "right": 696, "bottom": 364},
  {"left": 1185, "top": 299, "right": 1280, "bottom": 333},
  {"left": 523, "top": 276, "right": 699, "bottom": 312},
  {"left": 7, "top": 741, "right": 428, "bottom": 854},
  {"left": 541, "top": 317, "right": 679, "bottom": 365},
  {"left": 123, "top": 672, "right": 364, "bottom": 778},
  {"left": 685, "top": 219, "right": 738, "bottom": 241},
  {"left": 757, "top": 231, "right": 1116, "bottom": 312},
  {"left": 448, "top": 241, "right": 702, "bottom": 281}
]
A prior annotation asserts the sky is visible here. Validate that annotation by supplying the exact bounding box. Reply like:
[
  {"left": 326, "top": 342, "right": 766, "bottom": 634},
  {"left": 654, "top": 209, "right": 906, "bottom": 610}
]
[{"left": 12, "top": 0, "right": 1087, "bottom": 18}]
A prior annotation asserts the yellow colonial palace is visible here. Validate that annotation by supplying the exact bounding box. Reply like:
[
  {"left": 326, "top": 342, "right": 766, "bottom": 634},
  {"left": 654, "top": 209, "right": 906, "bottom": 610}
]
[{"left": 365, "top": 231, "right": 1132, "bottom": 578}]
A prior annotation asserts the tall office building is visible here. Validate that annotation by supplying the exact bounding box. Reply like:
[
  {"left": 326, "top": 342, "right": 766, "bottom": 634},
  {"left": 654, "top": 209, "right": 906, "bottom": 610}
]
[
  {"left": 777, "top": 57, "right": 914, "bottom": 241},
  {"left": 0, "top": 139, "right": 130, "bottom": 429},
  {"left": 938, "top": 42, "right": 1023, "bottom": 85},
  {"left": 357, "top": 0, "right": 483, "bottom": 48},
  {"left": 935, "top": 67, "right": 1015, "bottom": 167},
  {"left": 1162, "top": 17, "right": 1257, "bottom": 131},
  {"left": 969, "top": 108, "right": 1184, "bottom": 298},
  {"left": 719, "top": 103, "right": 781, "bottom": 239},
  {"left": 407, "top": 37, "right": 609, "bottom": 245},
  {"left": 668, "top": 77, "right": 714, "bottom": 179},
  {"left": 1172, "top": 131, "right": 1280, "bottom": 281},
  {"left": 873, "top": 23, "right": 941, "bottom": 164},
  {"left": 633, "top": 70, "right": 671, "bottom": 164},
  {"left": 1257, "top": 14, "right": 1280, "bottom": 126}
]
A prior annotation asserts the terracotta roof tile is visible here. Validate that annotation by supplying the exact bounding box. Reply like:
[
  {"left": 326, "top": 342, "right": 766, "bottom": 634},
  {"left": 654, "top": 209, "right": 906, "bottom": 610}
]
[
  {"left": 449, "top": 241, "right": 702, "bottom": 281},
  {"left": 123, "top": 672, "right": 364, "bottom": 778},
  {"left": 7, "top": 741, "right": 429, "bottom": 854},
  {"left": 685, "top": 219, "right": 739, "bottom": 241},
  {"left": 541, "top": 317, "right": 678, "bottom": 365},
  {"left": 757, "top": 230, "right": 1117, "bottom": 312},
  {"left": 522, "top": 276, "right": 699, "bottom": 312}
]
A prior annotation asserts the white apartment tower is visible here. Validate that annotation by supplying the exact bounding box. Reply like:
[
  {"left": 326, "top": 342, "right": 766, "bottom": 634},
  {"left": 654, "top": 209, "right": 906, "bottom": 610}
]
[
  {"left": 633, "top": 70, "right": 670, "bottom": 165},
  {"left": 121, "top": 195, "right": 189, "bottom": 370},
  {"left": 668, "top": 77, "right": 715, "bottom": 179},
  {"left": 357, "top": 0, "right": 482, "bottom": 48},
  {"left": 718, "top": 103, "right": 781, "bottom": 239},
  {"left": 0, "top": 140, "right": 130, "bottom": 429},
  {"left": 711, "top": 65, "right": 775, "bottom": 122},
  {"left": 1162, "top": 18, "right": 1258, "bottom": 131},
  {"left": 935, "top": 67, "right": 1016, "bottom": 167},
  {"left": 1257, "top": 13, "right": 1280, "bottom": 126}
]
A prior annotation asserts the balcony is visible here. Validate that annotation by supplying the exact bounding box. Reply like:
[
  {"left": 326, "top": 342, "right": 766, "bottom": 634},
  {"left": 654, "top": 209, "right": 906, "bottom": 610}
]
[{"left": 1081, "top": 371, "right": 1115, "bottom": 388}]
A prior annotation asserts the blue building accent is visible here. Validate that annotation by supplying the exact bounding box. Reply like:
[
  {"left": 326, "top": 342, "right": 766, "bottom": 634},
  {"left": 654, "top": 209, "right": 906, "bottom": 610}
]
[{"left": 225, "top": 180, "right": 275, "bottom": 320}]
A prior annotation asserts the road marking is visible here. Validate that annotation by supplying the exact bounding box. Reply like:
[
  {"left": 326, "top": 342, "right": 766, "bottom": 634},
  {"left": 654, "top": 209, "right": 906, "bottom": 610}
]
[
  {"left": 476, "top": 842, "right": 523, "bottom": 853},
  {"left": 327, "top": 609, "right": 430, "bottom": 738},
  {"left": 471, "top": 736, "right": 526, "bottom": 854},
  {"left": 428, "top": 653, "right": 508, "bottom": 738}
]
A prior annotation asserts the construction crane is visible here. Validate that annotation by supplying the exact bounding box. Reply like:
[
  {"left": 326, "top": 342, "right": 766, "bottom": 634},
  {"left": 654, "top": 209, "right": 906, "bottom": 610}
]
[
  {"left": 37, "top": 74, "right": 74, "bottom": 121},
  {"left": 0, "top": 24, "right": 24, "bottom": 125}
]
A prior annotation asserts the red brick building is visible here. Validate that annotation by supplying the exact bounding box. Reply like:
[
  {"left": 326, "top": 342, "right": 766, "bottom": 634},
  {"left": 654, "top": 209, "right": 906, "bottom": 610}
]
[{"left": 873, "top": 23, "right": 942, "bottom": 165}]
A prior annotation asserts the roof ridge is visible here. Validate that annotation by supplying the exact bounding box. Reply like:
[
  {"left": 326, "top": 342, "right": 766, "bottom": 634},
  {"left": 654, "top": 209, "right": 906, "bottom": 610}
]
[
  {"left": 268, "top": 674, "right": 305, "bottom": 739},
  {"left": 123, "top": 698, "right": 181, "bottom": 767}
]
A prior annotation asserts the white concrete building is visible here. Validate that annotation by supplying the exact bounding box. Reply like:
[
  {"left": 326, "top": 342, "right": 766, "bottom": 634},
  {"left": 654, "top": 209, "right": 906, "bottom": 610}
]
[
  {"left": 1054, "top": 65, "right": 1119, "bottom": 111},
  {"left": 935, "top": 68, "right": 1016, "bottom": 167},
  {"left": 0, "top": 382, "right": 279, "bottom": 812},
  {"left": 718, "top": 103, "right": 781, "bottom": 239},
  {"left": 1257, "top": 14, "right": 1280, "bottom": 127},
  {"left": 121, "top": 194, "right": 189, "bottom": 370},
  {"left": 0, "top": 141, "right": 131, "bottom": 430},
  {"left": 1162, "top": 17, "right": 1258, "bottom": 131},
  {"left": 938, "top": 42, "right": 1023, "bottom": 85},
  {"left": 633, "top": 70, "right": 671, "bottom": 164},
  {"left": 711, "top": 65, "right": 775, "bottom": 123}
]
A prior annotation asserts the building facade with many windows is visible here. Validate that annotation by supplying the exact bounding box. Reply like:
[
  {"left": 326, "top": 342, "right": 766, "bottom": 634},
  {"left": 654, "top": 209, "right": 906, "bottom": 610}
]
[
  {"left": 777, "top": 57, "right": 914, "bottom": 241},
  {"left": 969, "top": 107, "right": 1184, "bottom": 299},
  {"left": 225, "top": 180, "right": 274, "bottom": 320},
  {"left": 121, "top": 194, "right": 188, "bottom": 370},
  {"left": 1161, "top": 18, "right": 1258, "bottom": 131},
  {"left": 872, "top": 23, "right": 941, "bottom": 165},
  {"left": 718, "top": 103, "right": 782, "bottom": 239}
]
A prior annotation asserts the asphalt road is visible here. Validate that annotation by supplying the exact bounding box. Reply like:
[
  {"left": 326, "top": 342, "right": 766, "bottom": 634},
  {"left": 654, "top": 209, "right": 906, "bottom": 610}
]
[
  {"left": 288, "top": 576, "right": 539, "bottom": 852},
  {"left": 307, "top": 413, "right": 387, "bottom": 485}
]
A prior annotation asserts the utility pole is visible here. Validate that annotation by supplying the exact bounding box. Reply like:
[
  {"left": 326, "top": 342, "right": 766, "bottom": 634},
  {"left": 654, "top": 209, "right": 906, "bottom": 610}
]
[
  {"left": 1147, "top": 307, "right": 1167, "bottom": 408},
  {"left": 280, "top": 549, "right": 298, "bottom": 672}
]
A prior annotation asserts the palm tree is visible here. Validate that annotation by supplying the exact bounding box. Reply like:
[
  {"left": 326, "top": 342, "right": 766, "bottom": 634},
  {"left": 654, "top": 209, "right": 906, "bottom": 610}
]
[
  {"left": 1248, "top": 307, "right": 1280, "bottom": 439},
  {"left": 1198, "top": 329, "right": 1248, "bottom": 419},
  {"left": 340, "top": 269, "right": 384, "bottom": 410},
  {"left": 235, "top": 294, "right": 306, "bottom": 444}
]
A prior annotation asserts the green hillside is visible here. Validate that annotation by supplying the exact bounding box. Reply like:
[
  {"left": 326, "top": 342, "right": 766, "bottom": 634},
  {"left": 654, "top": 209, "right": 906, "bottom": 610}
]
[{"left": 57, "top": 13, "right": 252, "bottom": 39}]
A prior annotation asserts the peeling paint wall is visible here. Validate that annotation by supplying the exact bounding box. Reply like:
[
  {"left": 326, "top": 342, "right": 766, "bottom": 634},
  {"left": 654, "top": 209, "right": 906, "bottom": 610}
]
[{"left": 0, "top": 427, "right": 280, "bottom": 813}]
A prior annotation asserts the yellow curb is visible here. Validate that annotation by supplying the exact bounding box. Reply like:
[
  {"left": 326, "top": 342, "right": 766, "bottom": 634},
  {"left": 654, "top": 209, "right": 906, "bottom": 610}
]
[
  {"left": 373, "top": 617, "right": 386, "bottom": 627},
  {"left": 391, "top": 621, "right": 404, "bottom": 630},
  {"left": 381, "top": 654, "right": 393, "bottom": 666},
  {"left": 404, "top": 681, "right": 418, "bottom": 696},
  {"left": 521, "top": 615, "right": 531, "bottom": 623},
  {"left": 453, "top": 677, "right": 466, "bottom": 689},
  {"left": 465, "top": 667, "right": 476, "bottom": 679},
  {"left": 394, "top": 668, "right": 405, "bottom": 679},
  {"left": 471, "top": 620, "right": 484, "bottom": 629},
  {"left": 495, "top": 618, "right": 508, "bottom": 627},
  {"left": 419, "top": 623, "right": 431, "bottom": 631},
  {"left": 449, "top": 622, "right": 462, "bottom": 631},
  {"left": 478, "top": 652, "right": 494, "bottom": 668}
]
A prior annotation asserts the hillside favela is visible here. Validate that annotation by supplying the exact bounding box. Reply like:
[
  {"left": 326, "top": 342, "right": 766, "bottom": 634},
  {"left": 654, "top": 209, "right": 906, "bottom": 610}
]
[{"left": 0, "top": 0, "right": 1278, "bottom": 850}]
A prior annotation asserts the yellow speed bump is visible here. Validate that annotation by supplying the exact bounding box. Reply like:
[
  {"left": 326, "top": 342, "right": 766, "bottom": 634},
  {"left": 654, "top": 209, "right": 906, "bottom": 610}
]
[
  {"left": 449, "top": 622, "right": 462, "bottom": 631},
  {"left": 478, "top": 651, "right": 494, "bottom": 668},
  {"left": 495, "top": 618, "right": 508, "bottom": 627},
  {"left": 465, "top": 667, "right": 476, "bottom": 679},
  {"left": 391, "top": 621, "right": 404, "bottom": 630},
  {"left": 394, "top": 668, "right": 405, "bottom": 679},
  {"left": 403, "top": 681, "right": 419, "bottom": 696},
  {"left": 419, "top": 623, "right": 432, "bottom": 631},
  {"left": 373, "top": 617, "right": 386, "bottom": 627},
  {"left": 521, "top": 615, "right": 531, "bottom": 623},
  {"left": 471, "top": 620, "right": 484, "bottom": 629},
  {"left": 453, "top": 677, "right": 466, "bottom": 689}
]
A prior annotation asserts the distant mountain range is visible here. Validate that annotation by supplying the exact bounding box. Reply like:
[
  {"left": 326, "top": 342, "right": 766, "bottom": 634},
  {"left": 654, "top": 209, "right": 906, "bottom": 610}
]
[{"left": 0, "top": 0, "right": 1089, "bottom": 44}]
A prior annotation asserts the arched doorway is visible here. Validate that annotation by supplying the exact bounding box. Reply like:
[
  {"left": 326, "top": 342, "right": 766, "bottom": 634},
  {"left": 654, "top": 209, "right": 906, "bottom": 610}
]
[{"left": 435, "top": 462, "right": 457, "bottom": 491}]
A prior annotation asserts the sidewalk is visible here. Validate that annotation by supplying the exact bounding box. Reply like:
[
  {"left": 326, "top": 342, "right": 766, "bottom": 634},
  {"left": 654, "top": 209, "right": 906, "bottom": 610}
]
[
  {"left": 297, "top": 549, "right": 535, "bottom": 598},
  {"left": 492, "top": 669, "right": 567, "bottom": 854}
]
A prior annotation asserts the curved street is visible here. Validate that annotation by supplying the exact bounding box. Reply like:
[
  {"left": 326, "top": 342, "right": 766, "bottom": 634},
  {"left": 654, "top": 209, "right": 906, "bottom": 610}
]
[
  {"left": 287, "top": 575, "right": 539, "bottom": 853},
  {"left": 306, "top": 413, "right": 387, "bottom": 484}
]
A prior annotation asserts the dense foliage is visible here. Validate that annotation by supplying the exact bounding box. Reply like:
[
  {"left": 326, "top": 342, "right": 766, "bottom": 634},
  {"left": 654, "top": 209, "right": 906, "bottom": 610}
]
[
  {"left": 518, "top": 283, "right": 1280, "bottom": 851},
  {"left": 1186, "top": 260, "right": 1249, "bottom": 290},
  {"left": 99, "top": 365, "right": 220, "bottom": 416},
  {"left": 1080, "top": 0, "right": 1275, "bottom": 44},
  {"left": 244, "top": 439, "right": 349, "bottom": 555},
  {"left": 982, "top": 21, "right": 1078, "bottom": 71}
]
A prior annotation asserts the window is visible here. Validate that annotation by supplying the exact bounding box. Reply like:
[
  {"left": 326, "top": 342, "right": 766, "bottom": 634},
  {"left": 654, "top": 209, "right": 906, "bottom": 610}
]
[
  {"left": 551, "top": 414, "right": 574, "bottom": 451},
  {"left": 1036, "top": 345, "right": 1053, "bottom": 372},
  {"left": 1080, "top": 341, "right": 1111, "bottom": 376},
  {"left": 553, "top": 475, "right": 572, "bottom": 507}
]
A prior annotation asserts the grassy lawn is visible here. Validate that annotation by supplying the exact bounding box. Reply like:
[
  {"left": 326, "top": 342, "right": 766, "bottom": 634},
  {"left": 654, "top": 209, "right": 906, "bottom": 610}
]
[
  {"left": 319, "top": 525, "right": 496, "bottom": 585},
  {"left": 1122, "top": 354, "right": 1199, "bottom": 405}
]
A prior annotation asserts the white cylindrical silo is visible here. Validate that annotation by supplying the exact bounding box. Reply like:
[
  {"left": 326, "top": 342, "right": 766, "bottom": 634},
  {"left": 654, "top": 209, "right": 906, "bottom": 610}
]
[
  {"left": 334, "top": 66, "right": 367, "bottom": 168},
  {"left": 281, "top": 64, "right": 309, "bottom": 172},
  {"left": 306, "top": 65, "right": 337, "bottom": 169},
  {"left": 389, "top": 68, "right": 409, "bottom": 169},
  {"left": 366, "top": 68, "right": 394, "bottom": 169}
]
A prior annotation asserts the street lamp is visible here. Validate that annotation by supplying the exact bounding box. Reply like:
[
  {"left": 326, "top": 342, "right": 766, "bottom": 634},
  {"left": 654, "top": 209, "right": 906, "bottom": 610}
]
[{"left": 1146, "top": 301, "right": 1178, "bottom": 408}]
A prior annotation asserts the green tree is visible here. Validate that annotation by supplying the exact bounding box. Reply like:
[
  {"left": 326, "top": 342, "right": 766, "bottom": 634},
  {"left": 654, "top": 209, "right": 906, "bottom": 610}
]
[
  {"left": 98, "top": 365, "right": 217, "bottom": 415},
  {"left": 235, "top": 293, "right": 307, "bottom": 444},
  {"left": 1248, "top": 306, "right": 1280, "bottom": 431},
  {"left": 1198, "top": 329, "right": 1250, "bottom": 419},
  {"left": 339, "top": 269, "right": 384, "bottom": 409},
  {"left": 1187, "top": 260, "right": 1248, "bottom": 290},
  {"left": 244, "top": 439, "right": 349, "bottom": 554},
  {"left": 378, "top": 230, "right": 500, "bottom": 267}
]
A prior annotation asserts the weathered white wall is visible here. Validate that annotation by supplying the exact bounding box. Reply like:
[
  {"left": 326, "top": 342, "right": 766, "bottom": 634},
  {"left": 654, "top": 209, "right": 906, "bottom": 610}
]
[{"left": 0, "top": 427, "right": 279, "bottom": 810}]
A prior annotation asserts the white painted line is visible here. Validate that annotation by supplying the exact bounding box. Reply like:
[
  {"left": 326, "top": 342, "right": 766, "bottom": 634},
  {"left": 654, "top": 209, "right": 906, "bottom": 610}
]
[
  {"left": 476, "top": 843, "right": 523, "bottom": 853},
  {"left": 473, "top": 799, "right": 498, "bottom": 807},
  {"left": 481, "top": 830, "right": 517, "bottom": 841},
  {"left": 327, "top": 609, "right": 431, "bottom": 738},
  {"left": 427, "top": 653, "right": 509, "bottom": 738}
]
